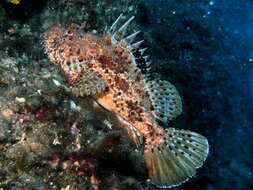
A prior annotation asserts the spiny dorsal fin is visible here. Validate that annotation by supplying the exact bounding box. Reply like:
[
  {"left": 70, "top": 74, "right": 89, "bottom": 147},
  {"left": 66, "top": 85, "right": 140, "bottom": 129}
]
[
  {"left": 144, "top": 128, "right": 209, "bottom": 188},
  {"left": 107, "top": 14, "right": 155, "bottom": 79},
  {"left": 107, "top": 15, "right": 153, "bottom": 77},
  {"left": 146, "top": 79, "right": 182, "bottom": 122},
  {"left": 70, "top": 68, "right": 107, "bottom": 96},
  {"left": 107, "top": 14, "right": 144, "bottom": 49}
]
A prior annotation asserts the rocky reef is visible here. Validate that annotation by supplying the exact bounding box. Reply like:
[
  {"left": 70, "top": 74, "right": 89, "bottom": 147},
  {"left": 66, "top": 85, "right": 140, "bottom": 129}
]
[{"left": 0, "top": 0, "right": 252, "bottom": 190}]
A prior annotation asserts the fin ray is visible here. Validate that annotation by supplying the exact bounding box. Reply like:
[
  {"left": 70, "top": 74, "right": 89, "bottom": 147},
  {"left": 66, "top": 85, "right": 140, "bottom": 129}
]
[
  {"left": 108, "top": 14, "right": 123, "bottom": 33},
  {"left": 131, "top": 40, "right": 144, "bottom": 49},
  {"left": 118, "top": 16, "right": 135, "bottom": 34},
  {"left": 108, "top": 15, "right": 136, "bottom": 42},
  {"left": 124, "top": 30, "right": 141, "bottom": 43}
]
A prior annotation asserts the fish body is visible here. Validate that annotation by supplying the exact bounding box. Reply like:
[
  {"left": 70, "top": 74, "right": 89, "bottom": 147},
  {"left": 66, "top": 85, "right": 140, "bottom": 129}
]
[{"left": 43, "top": 15, "right": 209, "bottom": 188}]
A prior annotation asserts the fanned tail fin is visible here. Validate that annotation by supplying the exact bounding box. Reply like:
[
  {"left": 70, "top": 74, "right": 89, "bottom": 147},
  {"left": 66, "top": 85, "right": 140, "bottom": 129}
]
[{"left": 144, "top": 128, "right": 209, "bottom": 188}]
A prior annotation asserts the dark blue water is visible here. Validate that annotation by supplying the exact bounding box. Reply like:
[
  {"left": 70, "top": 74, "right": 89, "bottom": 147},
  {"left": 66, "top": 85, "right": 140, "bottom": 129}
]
[{"left": 141, "top": 0, "right": 253, "bottom": 189}]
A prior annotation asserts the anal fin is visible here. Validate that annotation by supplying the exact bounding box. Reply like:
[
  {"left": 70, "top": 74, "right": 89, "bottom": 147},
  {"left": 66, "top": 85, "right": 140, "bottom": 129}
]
[{"left": 116, "top": 115, "right": 144, "bottom": 148}]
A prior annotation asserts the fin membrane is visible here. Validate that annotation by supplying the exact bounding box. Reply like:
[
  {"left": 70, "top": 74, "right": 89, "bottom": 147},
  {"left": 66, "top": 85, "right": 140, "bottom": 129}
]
[
  {"left": 144, "top": 128, "right": 209, "bottom": 188},
  {"left": 70, "top": 69, "right": 107, "bottom": 96},
  {"left": 146, "top": 80, "right": 182, "bottom": 122},
  {"left": 133, "top": 48, "right": 152, "bottom": 75}
]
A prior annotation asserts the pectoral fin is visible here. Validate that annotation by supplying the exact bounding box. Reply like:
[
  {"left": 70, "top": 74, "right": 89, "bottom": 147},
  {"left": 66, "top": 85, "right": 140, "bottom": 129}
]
[{"left": 70, "top": 69, "right": 107, "bottom": 96}]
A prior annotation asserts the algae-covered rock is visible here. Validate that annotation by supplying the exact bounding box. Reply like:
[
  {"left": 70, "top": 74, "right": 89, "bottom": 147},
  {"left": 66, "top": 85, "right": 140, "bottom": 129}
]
[{"left": 0, "top": 29, "right": 143, "bottom": 189}]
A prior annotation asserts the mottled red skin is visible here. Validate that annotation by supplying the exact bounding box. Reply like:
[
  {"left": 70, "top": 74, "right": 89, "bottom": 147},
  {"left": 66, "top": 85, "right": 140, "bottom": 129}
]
[{"left": 43, "top": 24, "right": 166, "bottom": 145}]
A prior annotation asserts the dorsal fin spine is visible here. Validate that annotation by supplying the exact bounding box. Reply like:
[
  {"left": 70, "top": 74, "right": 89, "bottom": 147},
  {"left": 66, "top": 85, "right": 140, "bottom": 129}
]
[
  {"left": 139, "top": 48, "right": 148, "bottom": 55},
  {"left": 108, "top": 14, "right": 123, "bottom": 33},
  {"left": 118, "top": 16, "right": 135, "bottom": 33},
  {"left": 124, "top": 30, "right": 141, "bottom": 43},
  {"left": 132, "top": 40, "right": 144, "bottom": 49}
]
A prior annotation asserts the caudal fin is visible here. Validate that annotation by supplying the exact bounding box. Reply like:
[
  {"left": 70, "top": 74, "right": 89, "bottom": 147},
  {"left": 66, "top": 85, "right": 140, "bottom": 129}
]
[{"left": 144, "top": 128, "right": 209, "bottom": 188}]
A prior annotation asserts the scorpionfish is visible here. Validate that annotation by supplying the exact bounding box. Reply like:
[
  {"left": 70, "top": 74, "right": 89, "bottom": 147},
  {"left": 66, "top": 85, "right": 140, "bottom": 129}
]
[{"left": 43, "top": 14, "right": 209, "bottom": 188}]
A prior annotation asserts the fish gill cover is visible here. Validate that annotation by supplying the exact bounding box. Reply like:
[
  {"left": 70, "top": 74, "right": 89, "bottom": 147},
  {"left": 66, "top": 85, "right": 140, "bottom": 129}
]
[{"left": 0, "top": 0, "right": 253, "bottom": 190}]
